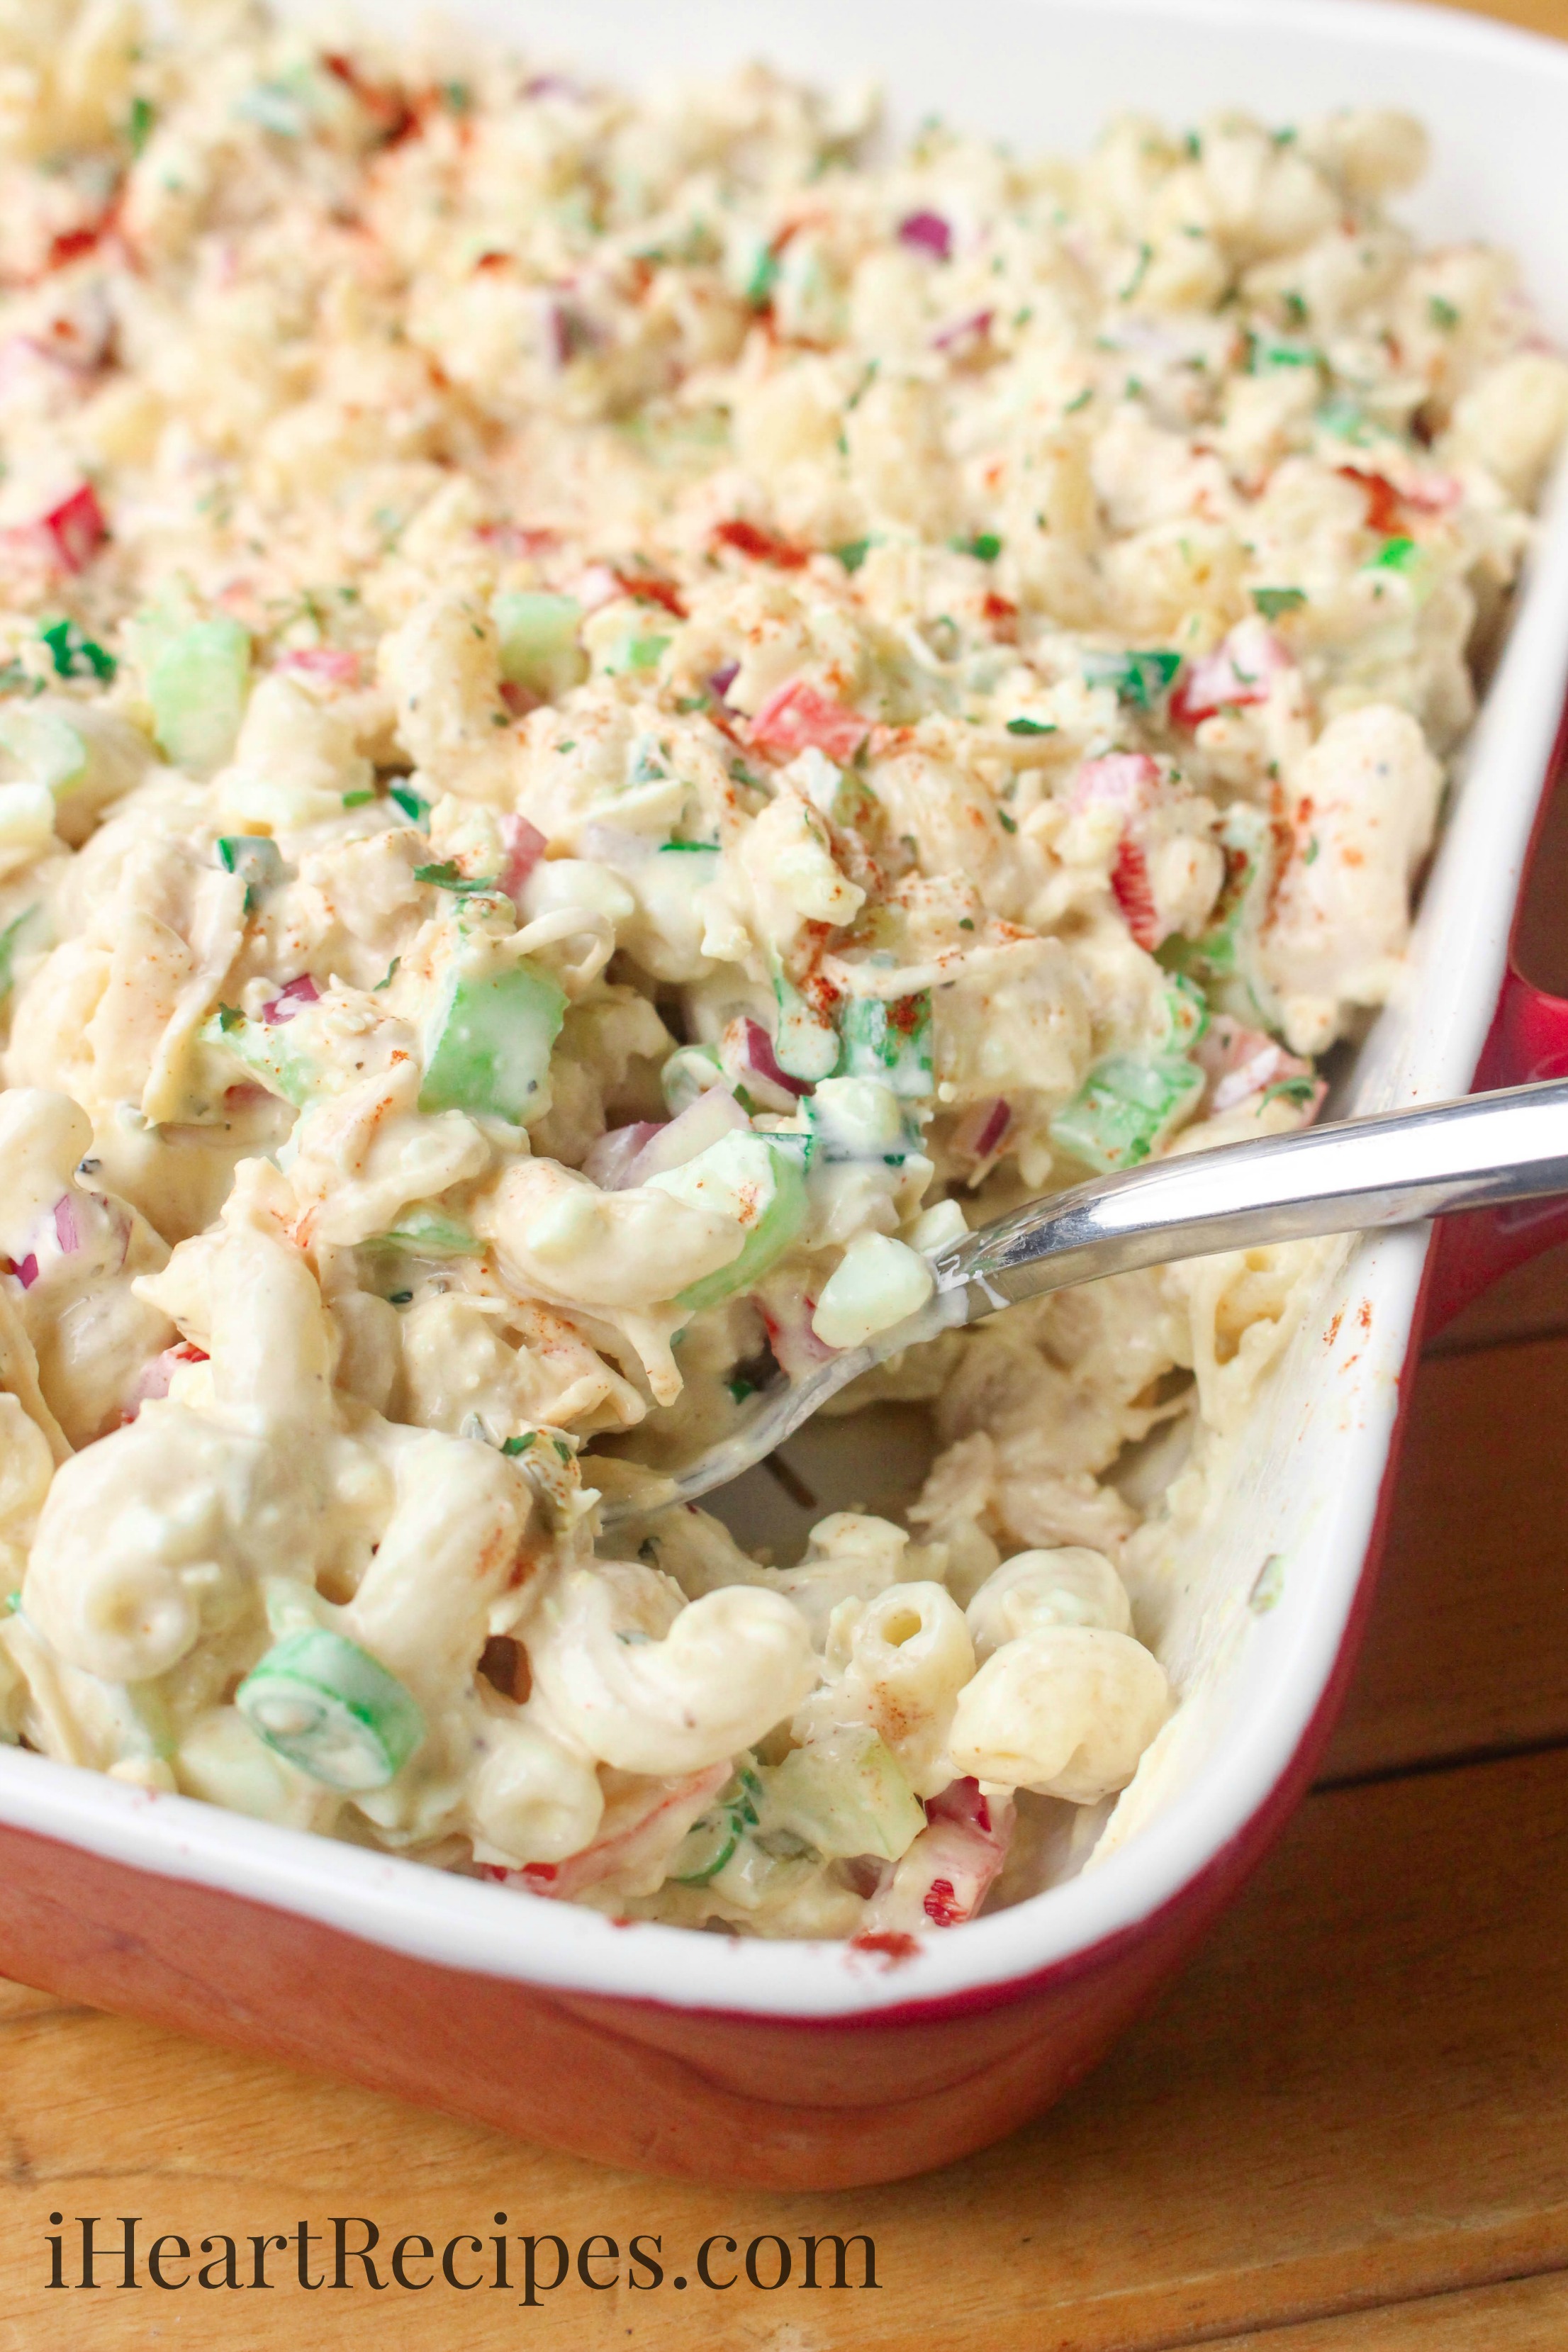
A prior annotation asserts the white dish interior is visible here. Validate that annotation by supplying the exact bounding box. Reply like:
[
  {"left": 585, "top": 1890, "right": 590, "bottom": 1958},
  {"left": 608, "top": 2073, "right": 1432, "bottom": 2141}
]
[{"left": 4, "top": 0, "right": 1566, "bottom": 2017}]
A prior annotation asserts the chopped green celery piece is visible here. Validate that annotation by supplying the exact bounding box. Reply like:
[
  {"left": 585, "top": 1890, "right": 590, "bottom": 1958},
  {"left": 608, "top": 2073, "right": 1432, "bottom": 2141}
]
[
  {"left": 418, "top": 949, "right": 566, "bottom": 1126},
  {"left": 1082, "top": 649, "right": 1182, "bottom": 710},
  {"left": 146, "top": 617, "right": 251, "bottom": 775},
  {"left": 0, "top": 904, "right": 40, "bottom": 1005},
  {"left": 773, "top": 971, "right": 839, "bottom": 1083},
  {"left": 1163, "top": 972, "right": 1209, "bottom": 1053},
  {"left": 836, "top": 990, "right": 934, "bottom": 1102},
  {"left": 1049, "top": 1052, "right": 1202, "bottom": 1173},
  {"left": 389, "top": 781, "right": 430, "bottom": 829},
  {"left": 671, "top": 1764, "right": 763, "bottom": 1884},
  {"left": 199, "top": 1005, "right": 322, "bottom": 1107},
  {"left": 1159, "top": 802, "right": 1277, "bottom": 1026},
  {"left": 661, "top": 1043, "right": 726, "bottom": 1115},
  {"left": 217, "top": 834, "right": 284, "bottom": 909},
  {"left": 237, "top": 1628, "right": 424, "bottom": 1791},
  {"left": 371, "top": 1203, "right": 482, "bottom": 1258},
  {"left": 761, "top": 1729, "right": 926, "bottom": 1862},
  {"left": 492, "top": 590, "right": 586, "bottom": 700},
  {"left": 40, "top": 617, "right": 115, "bottom": 681},
  {"left": 649, "top": 1133, "right": 809, "bottom": 1313},
  {"left": 0, "top": 705, "right": 86, "bottom": 793}
]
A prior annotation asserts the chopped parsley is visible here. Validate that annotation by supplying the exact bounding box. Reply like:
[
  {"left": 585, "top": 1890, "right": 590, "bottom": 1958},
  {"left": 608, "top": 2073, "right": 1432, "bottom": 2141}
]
[
  {"left": 1004, "top": 715, "right": 1055, "bottom": 736},
  {"left": 953, "top": 532, "right": 1002, "bottom": 561},
  {"left": 1428, "top": 294, "right": 1460, "bottom": 332},
  {"left": 1251, "top": 586, "right": 1307, "bottom": 619},
  {"left": 501, "top": 1433, "right": 536, "bottom": 1457},
  {"left": 40, "top": 617, "right": 116, "bottom": 682},
  {"left": 833, "top": 538, "right": 870, "bottom": 573},
  {"left": 388, "top": 782, "right": 430, "bottom": 828}
]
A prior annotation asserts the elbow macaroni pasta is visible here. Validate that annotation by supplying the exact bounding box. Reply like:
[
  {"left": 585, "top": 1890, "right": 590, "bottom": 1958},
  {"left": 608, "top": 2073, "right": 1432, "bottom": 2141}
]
[{"left": 0, "top": 2, "right": 1558, "bottom": 1936}]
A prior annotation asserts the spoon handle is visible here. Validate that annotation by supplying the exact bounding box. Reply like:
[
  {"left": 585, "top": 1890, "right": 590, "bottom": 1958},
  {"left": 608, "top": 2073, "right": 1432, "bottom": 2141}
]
[{"left": 935, "top": 1077, "right": 1568, "bottom": 1321}]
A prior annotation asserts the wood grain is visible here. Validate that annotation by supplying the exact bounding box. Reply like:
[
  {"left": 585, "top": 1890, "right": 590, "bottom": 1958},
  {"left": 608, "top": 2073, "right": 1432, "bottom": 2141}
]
[
  {"left": 4, "top": 1752, "right": 1568, "bottom": 2350},
  {"left": 1209, "top": 2272, "right": 1568, "bottom": 2350}
]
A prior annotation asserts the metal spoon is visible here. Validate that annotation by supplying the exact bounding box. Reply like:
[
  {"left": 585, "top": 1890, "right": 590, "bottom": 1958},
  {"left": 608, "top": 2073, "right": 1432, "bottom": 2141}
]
[{"left": 599, "top": 1076, "right": 1568, "bottom": 1523}]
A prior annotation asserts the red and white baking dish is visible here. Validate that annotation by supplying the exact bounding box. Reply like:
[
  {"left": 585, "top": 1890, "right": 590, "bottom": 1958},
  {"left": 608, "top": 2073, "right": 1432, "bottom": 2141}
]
[{"left": 4, "top": 0, "right": 1568, "bottom": 2190}]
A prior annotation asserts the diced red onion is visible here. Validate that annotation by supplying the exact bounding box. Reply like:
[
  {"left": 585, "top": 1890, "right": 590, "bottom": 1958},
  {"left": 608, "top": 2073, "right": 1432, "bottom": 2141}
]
[
  {"left": 52, "top": 1194, "right": 80, "bottom": 1255},
  {"left": 1170, "top": 620, "right": 1290, "bottom": 729},
  {"left": 279, "top": 647, "right": 361, "bottom": 686},
  {"left": 749, "top": 679, "right": 869, "bottom": 763},
  {"left": 953, "top": 1097, "right": 1010, "bottom": 1163},
  {"left": 1070, "top": 751, "right": 1161, "bottom": 814},
  {"left": 581, "top": 1122, "right": 661, "bottom": 1191},
  {"left": 574, "top": 563, "right": 623, "bottom": 613},
  {"left": 262, "top": 974, "right": 320, "bottom": 1024},
  {"left": 708, "top": 661, "right": 739, "bottom": 705},
  {"left": 898, "top": 210, "right": 953, "bottom": 262},
  {"left": 627, "top": 1085, "right": 748, "bottom": 1183},
  {"left": 132, "top": 1340, "right": 210, "bottom": 1409},
  {"left": 11, "top": 1253, "right": 38, "bottom": 1290},
  {"left": 931, "top": 308, "right": 992, "bottom": 352},
  {"left": 758, "top": 1290, "right": 836, "bottom": 1379},
  {"left": 723, "top": 1017, "right": 809, "bottom": 1106},
  {"left": 578, "top": 821, "right": 652, "bottom": 867},
  {"left": 500, "top": 813, "right": 547, "bottom": 905}
]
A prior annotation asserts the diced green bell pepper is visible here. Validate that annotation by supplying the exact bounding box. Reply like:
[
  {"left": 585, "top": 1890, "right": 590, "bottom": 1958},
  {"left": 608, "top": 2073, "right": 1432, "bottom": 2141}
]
[
  {"left": 418, "top": 952, "right": 566, "bottom": 1126},
  {"left": 370, "top": 1203, "right": 483, "bottom": 1258},
  {"left": 146, "top": 617, "right": 252, "bottom": 774},
  {"left": 772, "top": 970, "right": 840, "bottom": 1083},
  {"left": 0, "top": 904, "right": 41, "bottom": 1005},
  {"left": 492, "top": 590, "right": 586, "bottom": 700},
  {"left": 1159, "top": 802, "right": 1277, "bottom": 1026},
  {"left": 1049, "top": 1051, "right": 1202, "bottom": 1173},
  {"left": 198, "top": 1004, "right": 323, "bottom": 1107},
  {"left": 237, "top": 1628, "right": 424, "bottom": 1791},
  {"left": 647, "top": 1132, "right": 809, "bottom": 1313},
  {"left": 761, "top": 1729, "right": 926, "bottom": 1862},
  {"left": 835, "top": 990, "right": 934, "bottom": 1102},
  {"left": 0, "top": 705, "right": 87, "bottom": 793}
]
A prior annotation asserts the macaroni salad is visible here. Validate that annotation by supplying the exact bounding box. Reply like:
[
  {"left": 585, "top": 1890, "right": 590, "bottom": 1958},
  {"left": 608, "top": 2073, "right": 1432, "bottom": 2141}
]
[{"left": 0, "top": 1, "right": 1562, "bottom": 1940}]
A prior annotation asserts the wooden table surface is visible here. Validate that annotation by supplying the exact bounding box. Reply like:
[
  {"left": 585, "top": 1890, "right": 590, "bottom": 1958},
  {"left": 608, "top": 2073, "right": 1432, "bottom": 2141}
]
[{"left": 7, "top": 2, "right": 1568, "bottom": 2344}]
